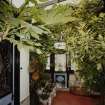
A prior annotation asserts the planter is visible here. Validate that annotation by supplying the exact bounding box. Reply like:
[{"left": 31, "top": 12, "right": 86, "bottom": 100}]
[
  {"left": 70, "top": 86, "right": 89, "bottom": 96},
  {"left": 40, "top": 98, "right": 48, "bottom": 105},
  {"left": 48, "top": 96, "right": 52, "bottom": 105},
  {"left": 37, "top": 88, "right": 43, "bottom": 95},
  {"left": 31, "top": 71, "right": 39, "bottom": 80}
]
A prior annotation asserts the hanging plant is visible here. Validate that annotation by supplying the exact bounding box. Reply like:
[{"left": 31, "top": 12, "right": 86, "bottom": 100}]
[{"left": 31, "top": 71, "right": 40, "bottom": 81}]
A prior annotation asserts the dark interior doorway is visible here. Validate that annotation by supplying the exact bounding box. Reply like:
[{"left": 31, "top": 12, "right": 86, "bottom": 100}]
[
  {"left": 0, "top": 40, "right": 20, "bottom": 105},
  {"left": 0, "top": 40, "right": 13, "bottom": 98}
]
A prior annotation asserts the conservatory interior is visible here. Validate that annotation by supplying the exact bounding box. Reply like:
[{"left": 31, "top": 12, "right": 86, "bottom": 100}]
[{"left": 0, "top": 0, "right": 105, "bottom": 105}]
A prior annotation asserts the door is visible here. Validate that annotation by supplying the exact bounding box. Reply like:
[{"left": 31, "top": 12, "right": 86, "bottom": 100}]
[
  {"left": 20, "top": 48, "right": 29, "bottom": 102},
  {"left": 0, "top": 40, "right": 13, "bottom": 105},
  {"left": 0, "top": 40, "right": 20, "bottom": 105}
]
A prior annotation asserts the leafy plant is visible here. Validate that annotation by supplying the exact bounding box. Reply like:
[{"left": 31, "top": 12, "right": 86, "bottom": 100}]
[
  {"left": 43, "top": 0, "right": 105, "bottom": 104},
  {"left": 62, "top": 1, "right": 105, "bottom": 104},
  {"left": 0, "top": 0, "right": 55, "bottom": 54}
]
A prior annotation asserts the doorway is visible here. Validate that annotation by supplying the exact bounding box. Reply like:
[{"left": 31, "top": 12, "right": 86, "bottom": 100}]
[{"left": 0, "top": 40, "right": 20, "bottom": 105}]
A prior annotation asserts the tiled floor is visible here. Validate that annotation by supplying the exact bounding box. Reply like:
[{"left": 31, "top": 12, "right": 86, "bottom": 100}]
[{"left": 52, "top": 91, "right": 98, "bottom": 105}]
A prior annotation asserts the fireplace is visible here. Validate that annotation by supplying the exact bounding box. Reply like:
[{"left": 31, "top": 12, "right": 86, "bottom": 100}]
[{"left": 54, "top": 72, "right": 67, "bottom": 88}]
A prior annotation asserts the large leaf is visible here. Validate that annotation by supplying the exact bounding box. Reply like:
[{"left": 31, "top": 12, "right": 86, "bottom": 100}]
[{"left": 30, "top": 5, "right": 80, "bottom": 25}]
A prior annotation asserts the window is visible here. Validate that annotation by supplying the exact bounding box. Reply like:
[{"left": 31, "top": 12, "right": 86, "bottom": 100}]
[
  {"left": 55, "top": 54, "right": 66, "bottom": 71},
  {"left": 46, "top": 54, "right": 50, "bottom": 70}
]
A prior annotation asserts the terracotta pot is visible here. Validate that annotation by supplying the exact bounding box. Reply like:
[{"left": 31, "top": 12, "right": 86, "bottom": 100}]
[{"left": 32, "top": 71, "right": 39, "bottom": 80}]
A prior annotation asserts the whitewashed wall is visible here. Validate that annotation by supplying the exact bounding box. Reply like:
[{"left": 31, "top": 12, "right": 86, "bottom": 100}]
[{"left": 20, "top": 48, "right": 29, "bottom": 102}]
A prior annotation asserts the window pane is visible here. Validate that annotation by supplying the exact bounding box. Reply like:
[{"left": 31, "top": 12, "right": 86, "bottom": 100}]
[{"left": 55, "top": 54, "right": 66, "bottom": 71}]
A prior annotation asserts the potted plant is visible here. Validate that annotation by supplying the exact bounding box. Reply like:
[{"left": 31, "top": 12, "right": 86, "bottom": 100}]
[{"left": 40, "top": 91, "right": 50, "bottom": 105}]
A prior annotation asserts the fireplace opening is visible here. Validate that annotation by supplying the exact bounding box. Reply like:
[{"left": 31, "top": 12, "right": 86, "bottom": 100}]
[{"left": 54, "top": 72, "right": 67, "bottom": 88}]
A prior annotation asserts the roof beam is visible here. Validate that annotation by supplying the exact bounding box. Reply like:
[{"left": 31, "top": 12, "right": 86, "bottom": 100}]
[{"left": 39, "top": 0, "right": 66, "bottom": 8}]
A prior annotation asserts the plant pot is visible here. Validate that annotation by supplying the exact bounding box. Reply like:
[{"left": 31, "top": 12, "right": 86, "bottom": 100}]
[
  {"left": 37, "top": 88, "right": 43, "bottom": 95},
  {"left": 40, "top": 98, "right": 48, "bottom": 105},
  {"left": 70, "top": 86, "right": 88, "bottom": 96},
  {"left": 32, "top": 71, "right": 39, "bottom": 80},
  {"left": 48, "top": 96, "right": 52, "bottom": 105}
]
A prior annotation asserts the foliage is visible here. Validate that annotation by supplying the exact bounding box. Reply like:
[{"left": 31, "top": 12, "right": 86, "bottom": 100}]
[
  {"left": 34, "top": 5, "right": 78, "bottom": 25},
  {"left": 43, "top": 0, "right": 105, "bottom": 100},
  {"left": 62, "top": 1, "right": 105, "bottom": 101},
  {"left": 0, "top": 0, "right": 55, "bottom": 54},
  {"left": 1, "top": 0, "right": 105, "bottom": 98},
  {"left": 0, "top": 0, "right": 81, "bottom": 55}
]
